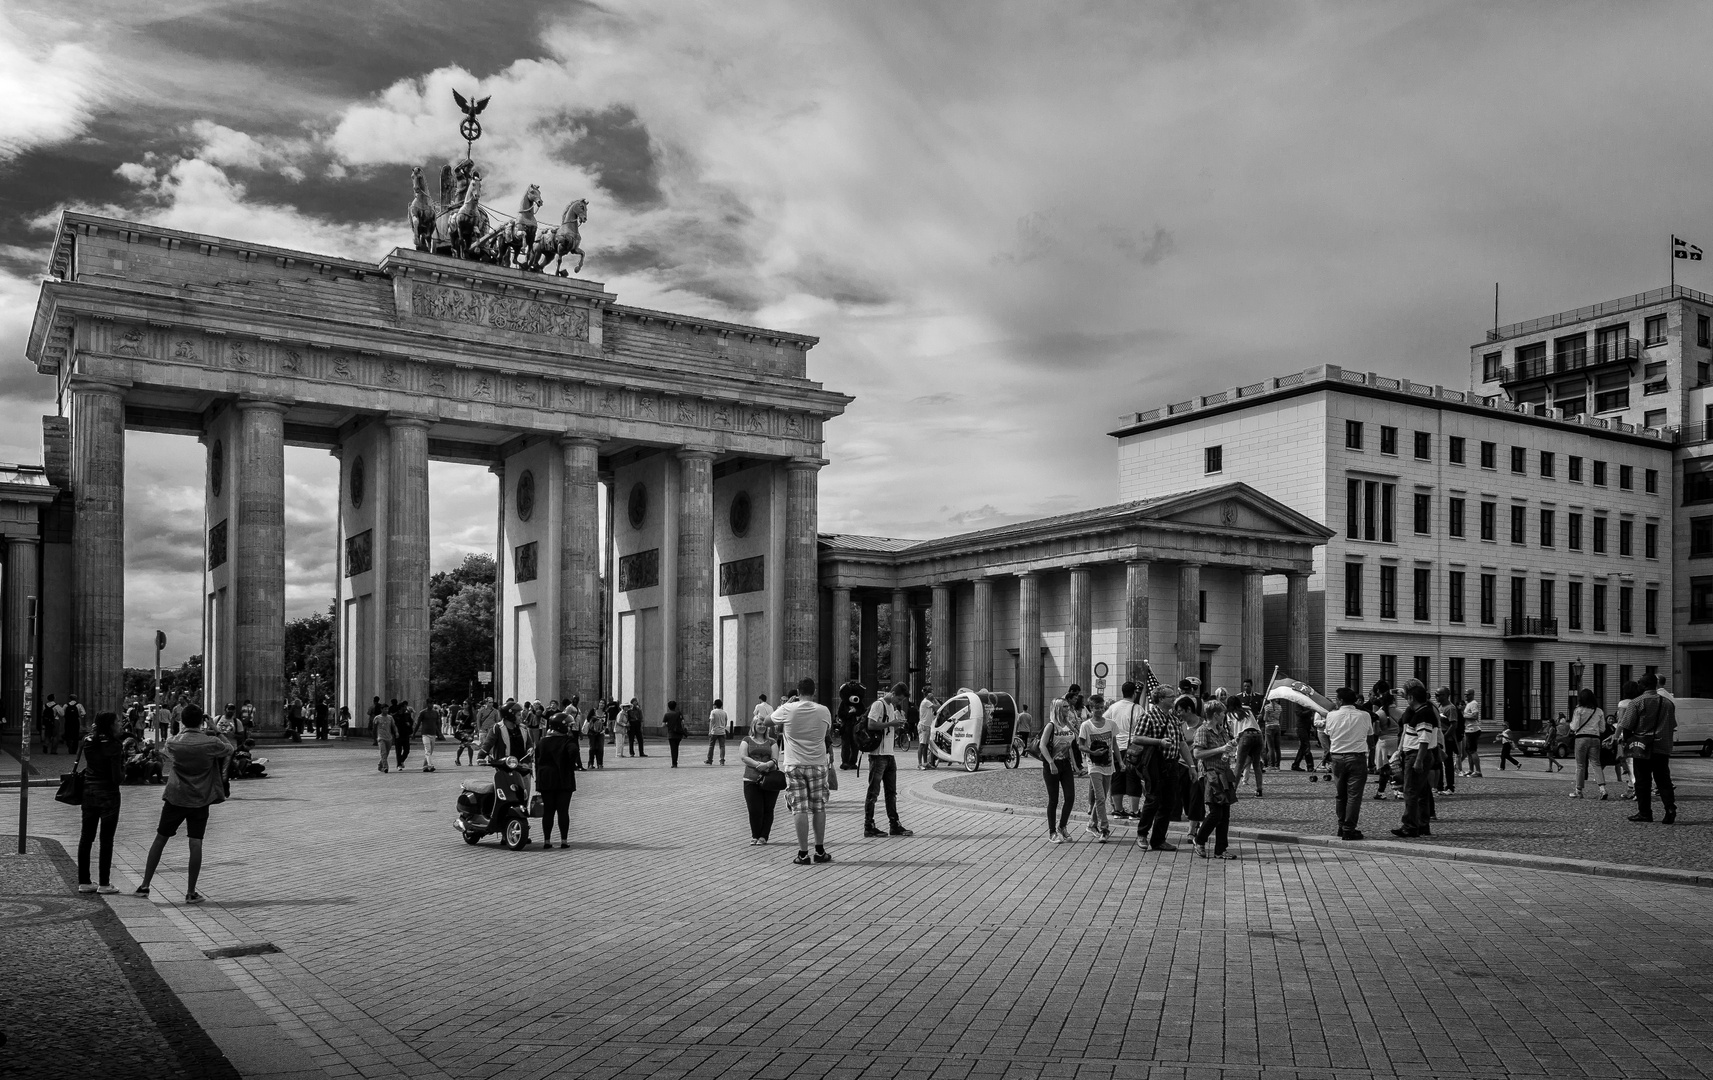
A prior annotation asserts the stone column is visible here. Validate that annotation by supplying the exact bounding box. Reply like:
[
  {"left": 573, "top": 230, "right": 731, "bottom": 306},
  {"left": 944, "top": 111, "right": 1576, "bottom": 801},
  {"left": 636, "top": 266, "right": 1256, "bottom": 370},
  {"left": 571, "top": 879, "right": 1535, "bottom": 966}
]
[
  {"left": 675, "top": 449, "right": 716, "bottom": 727},
  {"left": 559, "top": 437, "right": 602, "bottom": 707},
  {"left": 70, "top": 379, "right": 126, "bottom": 715},
  {"left": 1124, "top": 559, "right": 1151, "bottom": 686},
  {"left": 1285, "top": 571, "right": 1310, "bottom": 682},
  {"left": 1067, "top": 567, "right": 1092, "bottom": 694},
  {"left": 1241, "top": 568, "right": 1265, "bottom": 690},
  {"left": 830, "top": 587, "right": 852, "bottom": 685},
  {"left": 971, "top": 576, "right": 994, "bottom": 691},
  {"left": 889, "top": 589, "right": 909, "bottom": 690},
  {"left": 930, "top": 584, "right": 953, "bottom": 698},
  {"left": 910, "top": 606, "right": 928, "bottom": 699},
  {"left": 3, "top": 536, "right": 40, "bottom": 731},
  {"left": 859, "top": 596, "right": 880, "bottom": 689},
  {"left": 782, "top": 459, "right": 820, "bottom": 686},
  {"left": 1176, "top": 563, "right": 1202, "bottom": 685},
  {"left": 385, "top": 416, "right": 431, "bottom": 707},
  {"left": 1016, "top": 570, "right": 1040, "bottom": 717},
  {"left": 234, "top": 400, "right": 287, "bottom": 730},
  {"left": 491, "top": 463, "right": 505, "bottom": 701}
]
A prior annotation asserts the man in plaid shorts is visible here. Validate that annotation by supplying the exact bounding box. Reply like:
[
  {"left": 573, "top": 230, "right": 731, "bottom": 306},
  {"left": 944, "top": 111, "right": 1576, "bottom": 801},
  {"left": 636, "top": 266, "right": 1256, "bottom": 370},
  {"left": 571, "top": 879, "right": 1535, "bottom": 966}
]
[{"left": 772, "top": 677, "right": 835, "bottom": 865}]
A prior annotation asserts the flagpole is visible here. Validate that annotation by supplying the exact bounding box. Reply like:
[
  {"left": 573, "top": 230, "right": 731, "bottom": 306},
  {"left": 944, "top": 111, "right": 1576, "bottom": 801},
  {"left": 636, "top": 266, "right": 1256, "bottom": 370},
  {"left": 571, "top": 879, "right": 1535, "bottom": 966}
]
[{"left": 1672, "top": 235, "right": 1676, "bottom": 289}]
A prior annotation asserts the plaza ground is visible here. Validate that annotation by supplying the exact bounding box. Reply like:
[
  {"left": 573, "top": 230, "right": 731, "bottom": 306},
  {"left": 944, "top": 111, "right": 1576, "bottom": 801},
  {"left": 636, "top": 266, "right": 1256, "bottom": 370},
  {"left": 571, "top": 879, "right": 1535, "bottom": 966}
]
[{"left": 3, "top": 738, "right": 1713, "bottom": 1079}]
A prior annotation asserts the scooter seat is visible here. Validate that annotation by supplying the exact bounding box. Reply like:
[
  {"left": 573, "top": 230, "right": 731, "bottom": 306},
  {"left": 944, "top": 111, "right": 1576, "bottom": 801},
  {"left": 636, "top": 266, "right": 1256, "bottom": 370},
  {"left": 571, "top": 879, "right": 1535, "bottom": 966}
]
[{"left": 461, "top": 779, "right": 495, "bottom": 795}]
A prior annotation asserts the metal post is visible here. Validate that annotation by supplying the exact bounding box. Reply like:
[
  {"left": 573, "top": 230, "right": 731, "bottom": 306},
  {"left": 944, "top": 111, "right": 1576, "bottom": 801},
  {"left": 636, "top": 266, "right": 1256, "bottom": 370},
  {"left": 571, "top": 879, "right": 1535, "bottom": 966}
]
[{"left": 18, "top": 596, "right": 36, "bottom": 855}]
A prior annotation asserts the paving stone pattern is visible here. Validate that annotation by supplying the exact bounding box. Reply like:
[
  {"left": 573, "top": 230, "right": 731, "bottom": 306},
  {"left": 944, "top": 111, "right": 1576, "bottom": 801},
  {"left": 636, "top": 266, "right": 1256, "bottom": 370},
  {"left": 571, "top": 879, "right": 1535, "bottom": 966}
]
[{"left": 10, "top": 743, "right": 1713, "bottom": 1079}]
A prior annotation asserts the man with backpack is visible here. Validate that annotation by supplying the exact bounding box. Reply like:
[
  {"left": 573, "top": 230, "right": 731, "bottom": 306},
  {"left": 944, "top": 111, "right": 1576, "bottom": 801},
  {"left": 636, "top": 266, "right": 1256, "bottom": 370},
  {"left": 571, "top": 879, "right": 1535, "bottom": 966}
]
[
  {"left": 39, "top": 695, "right": 60, "bottom": 753},
  {"left": 1621, "top": 673, "right": 1677, "bottom": 824},
  {"left": 62, "top": 695, "right": 85, "bottom": 754},
  {"left": 860, "top": 683, "right": 914, "bottom": 838}
]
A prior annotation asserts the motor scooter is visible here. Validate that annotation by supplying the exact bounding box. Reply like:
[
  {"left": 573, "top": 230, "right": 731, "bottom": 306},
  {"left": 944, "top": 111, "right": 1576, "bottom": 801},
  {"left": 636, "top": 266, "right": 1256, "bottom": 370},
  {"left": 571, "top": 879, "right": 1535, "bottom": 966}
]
[{"left": 454, "top": 755, "right": 533, "bottom": 849}]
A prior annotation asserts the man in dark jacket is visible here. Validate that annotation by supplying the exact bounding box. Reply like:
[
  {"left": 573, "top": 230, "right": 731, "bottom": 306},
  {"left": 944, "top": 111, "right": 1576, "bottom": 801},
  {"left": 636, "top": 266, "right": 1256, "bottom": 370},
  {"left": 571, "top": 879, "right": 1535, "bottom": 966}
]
[
  {"left": 1622, "top": 674, "right": 1678, "bottom": 824},
  {"left": 391, "top": 702, "right": 414, "bottom": 770},
  {"left": 416, "top": 701, "right": 440, "bottom": 772},
  {"left": 534, "top": 715, "right": 578, "bottom": 849}
]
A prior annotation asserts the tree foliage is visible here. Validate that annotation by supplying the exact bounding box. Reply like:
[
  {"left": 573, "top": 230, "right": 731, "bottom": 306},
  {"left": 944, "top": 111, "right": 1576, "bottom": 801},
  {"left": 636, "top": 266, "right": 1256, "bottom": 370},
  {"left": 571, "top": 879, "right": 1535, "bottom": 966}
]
[
  {"left": 431, "top": 579, "right": 495, "bottom": 701},
  {"left": 285, "top": 603, "right": 337, "bottom": 702}
]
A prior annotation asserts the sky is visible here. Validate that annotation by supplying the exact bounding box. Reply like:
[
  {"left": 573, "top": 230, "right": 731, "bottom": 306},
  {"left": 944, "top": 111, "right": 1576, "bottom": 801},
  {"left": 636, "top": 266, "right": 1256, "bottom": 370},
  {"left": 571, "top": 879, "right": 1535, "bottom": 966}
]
[{"left": 5, "top": 0, "right": 1713, "bottom": 665}]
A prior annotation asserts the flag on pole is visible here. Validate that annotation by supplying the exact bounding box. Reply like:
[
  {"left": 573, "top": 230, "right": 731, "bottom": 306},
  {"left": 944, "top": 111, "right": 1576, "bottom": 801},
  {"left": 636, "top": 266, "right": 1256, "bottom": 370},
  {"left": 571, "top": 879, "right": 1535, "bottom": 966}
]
[
  {"left": 1265, "top": 675, "right": 1334, "bottom": 715},
  {"left": 1675, "top": 235, "right": 1703, "bottom": 261}
]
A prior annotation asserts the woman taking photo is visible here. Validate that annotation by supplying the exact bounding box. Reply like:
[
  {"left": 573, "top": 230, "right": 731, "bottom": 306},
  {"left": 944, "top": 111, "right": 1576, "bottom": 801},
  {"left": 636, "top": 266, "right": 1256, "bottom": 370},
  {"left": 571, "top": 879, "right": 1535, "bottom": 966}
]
[
  {"left": 76, "top": 711, "right": 126, "bottom": 893},
  {"left": 1191, "top": 700, "right": 1239, "bottom": 859},
  {"left": 739, "top": 719, "right": 782, "bottom": 843},
  {"left": 1039, "top": 700, "right": 1079, "bottom": 843}
]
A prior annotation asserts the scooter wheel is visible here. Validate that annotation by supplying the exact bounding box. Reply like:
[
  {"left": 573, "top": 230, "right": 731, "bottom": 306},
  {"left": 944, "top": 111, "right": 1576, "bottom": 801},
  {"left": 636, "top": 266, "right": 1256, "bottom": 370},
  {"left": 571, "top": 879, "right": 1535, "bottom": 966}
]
[
  {"left": 462, "top": 831, "right": 481, "bottom": 846},
  {"left": 502, "top": 817, "right": 529, "bottom": 850}
]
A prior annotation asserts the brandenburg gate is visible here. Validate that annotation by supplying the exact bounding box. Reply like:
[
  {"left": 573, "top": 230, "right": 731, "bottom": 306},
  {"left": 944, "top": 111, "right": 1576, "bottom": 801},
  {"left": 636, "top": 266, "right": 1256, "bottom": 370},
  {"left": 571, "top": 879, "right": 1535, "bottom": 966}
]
[{"left": 24, "top": 210, "right": 848, "bottom": 729}]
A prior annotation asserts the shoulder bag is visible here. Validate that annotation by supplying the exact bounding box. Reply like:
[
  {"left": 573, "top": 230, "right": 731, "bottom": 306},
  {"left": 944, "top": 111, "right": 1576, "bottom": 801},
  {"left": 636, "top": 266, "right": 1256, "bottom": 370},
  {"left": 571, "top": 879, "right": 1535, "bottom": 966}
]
[
  {"left": 55, "top": 745, "right": 86, "bottom": 805},
  {"left": 759, "top": 754, "right": 787, "bottom": 792}
]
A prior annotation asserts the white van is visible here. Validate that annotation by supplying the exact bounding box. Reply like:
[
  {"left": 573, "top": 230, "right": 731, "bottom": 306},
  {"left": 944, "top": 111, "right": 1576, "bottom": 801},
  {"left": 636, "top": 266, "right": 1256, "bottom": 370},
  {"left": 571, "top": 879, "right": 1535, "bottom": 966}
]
[{"left": 1667, "top": 697, "right": 1713, "bottom": 757}]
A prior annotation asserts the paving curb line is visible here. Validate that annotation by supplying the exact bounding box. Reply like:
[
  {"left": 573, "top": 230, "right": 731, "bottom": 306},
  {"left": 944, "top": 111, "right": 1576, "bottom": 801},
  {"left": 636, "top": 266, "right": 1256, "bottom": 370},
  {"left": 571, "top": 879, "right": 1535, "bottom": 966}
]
[{"left": 912, "top": 784, "right": 1713, "bottom": 889}]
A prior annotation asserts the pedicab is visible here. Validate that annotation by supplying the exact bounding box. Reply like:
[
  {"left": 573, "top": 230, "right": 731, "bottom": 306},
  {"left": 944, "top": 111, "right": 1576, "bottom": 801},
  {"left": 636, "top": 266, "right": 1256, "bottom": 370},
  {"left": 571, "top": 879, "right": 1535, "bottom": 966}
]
[{"left": 927, "top": 689, "right": 1021, "bottom": 772}]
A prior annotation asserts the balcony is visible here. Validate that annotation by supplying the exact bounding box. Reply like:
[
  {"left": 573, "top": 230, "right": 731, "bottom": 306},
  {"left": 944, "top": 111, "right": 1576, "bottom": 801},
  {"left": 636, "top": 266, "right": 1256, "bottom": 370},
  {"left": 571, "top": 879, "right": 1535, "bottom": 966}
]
[
  {"left": 1497, "top": 338, "right": 1639, "bottom": 386},
  {"left": 1502, "top": 616, "right": 1559, "bottom": 641}
]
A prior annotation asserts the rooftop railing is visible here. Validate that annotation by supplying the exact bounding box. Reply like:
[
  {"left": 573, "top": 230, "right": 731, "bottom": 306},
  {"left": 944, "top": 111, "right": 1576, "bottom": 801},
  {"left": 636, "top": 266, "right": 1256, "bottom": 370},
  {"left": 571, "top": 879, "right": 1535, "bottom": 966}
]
[{"left": 1485, "top": 285, "right": 1713, "bottom": 342}]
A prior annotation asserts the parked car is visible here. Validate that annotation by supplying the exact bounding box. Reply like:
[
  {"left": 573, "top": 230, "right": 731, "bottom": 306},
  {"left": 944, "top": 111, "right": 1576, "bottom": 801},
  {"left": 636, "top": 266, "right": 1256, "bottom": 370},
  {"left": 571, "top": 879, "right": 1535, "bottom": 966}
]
[{"left": 1667, "top": 696, "right": 1713, "bottom": 757}]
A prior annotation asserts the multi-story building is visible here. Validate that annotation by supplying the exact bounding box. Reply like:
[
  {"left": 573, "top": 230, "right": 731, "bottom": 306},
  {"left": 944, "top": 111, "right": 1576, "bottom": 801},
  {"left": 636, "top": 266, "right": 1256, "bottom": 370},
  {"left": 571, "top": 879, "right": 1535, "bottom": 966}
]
[{"left": 1109, "top": 365, "right": 1674, "bottom": 729}]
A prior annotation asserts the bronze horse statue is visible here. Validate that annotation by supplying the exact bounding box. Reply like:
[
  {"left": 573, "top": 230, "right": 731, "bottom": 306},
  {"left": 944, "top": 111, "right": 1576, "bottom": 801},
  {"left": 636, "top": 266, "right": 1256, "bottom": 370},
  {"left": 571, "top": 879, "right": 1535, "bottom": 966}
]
[
  {"left": 447, "top": 175, "right": 486, "bottom": 261},
  {"left": 408, "top": 167, "right": 436, "bottom": 253},
  {"left": 525, "top": 199, "right": 589, "bottom": 275}
]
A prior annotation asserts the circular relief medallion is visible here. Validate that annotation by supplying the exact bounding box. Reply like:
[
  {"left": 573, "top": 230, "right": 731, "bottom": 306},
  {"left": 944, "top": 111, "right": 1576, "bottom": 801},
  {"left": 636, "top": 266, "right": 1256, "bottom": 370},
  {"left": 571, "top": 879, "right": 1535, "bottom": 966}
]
[
  {"left": 210, "top": 440, "right": 224, "bottom": 498},
  {"left": 516, "top": 470, "right": 536, "bottom": 522},
  {"left": 349, "top": 456, "right": 365, "bottom": 510},
  {"left": 627, "top": 483, "right": 648, "bottom": 530},
  {"left": 729, "top": 490, "right": 752, "bottom": 537}
]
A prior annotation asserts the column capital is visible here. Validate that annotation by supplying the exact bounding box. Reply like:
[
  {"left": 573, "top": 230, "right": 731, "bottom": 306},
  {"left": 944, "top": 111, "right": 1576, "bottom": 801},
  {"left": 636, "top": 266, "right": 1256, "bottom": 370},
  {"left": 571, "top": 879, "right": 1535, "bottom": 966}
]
[
  {"left": 558, "top": 433, "right": 602, "bottom": 450},
  {"left": 66, "top": 373, "right": 130, "bottom": 393},
  {"left": 676, "top": 446, "right": 718, "bottom": 461},
  {"left": 235, "top": 398, "right": 289, "bottom": 414},
  {"left": 1015, "top": 568, "right": 1038, "bottom": 579},
  {"left": 3, "top": 533, "right": 40, "bottom": 549},
  {"left": 1125, "top": 557, "right": 1152, "bottom": 567},
  {"left": 784, "top": 456, "right": 828, "bottom": 472},
  {"left": 384, "top": 413, "right": 433, "bottom": 430}
]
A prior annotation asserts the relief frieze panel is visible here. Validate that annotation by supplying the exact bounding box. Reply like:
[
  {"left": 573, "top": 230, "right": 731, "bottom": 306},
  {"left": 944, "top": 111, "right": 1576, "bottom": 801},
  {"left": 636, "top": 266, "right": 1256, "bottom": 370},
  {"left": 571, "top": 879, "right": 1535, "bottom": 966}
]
[{"left": 410, "top": 283, "right": 589, "bottom": 343}]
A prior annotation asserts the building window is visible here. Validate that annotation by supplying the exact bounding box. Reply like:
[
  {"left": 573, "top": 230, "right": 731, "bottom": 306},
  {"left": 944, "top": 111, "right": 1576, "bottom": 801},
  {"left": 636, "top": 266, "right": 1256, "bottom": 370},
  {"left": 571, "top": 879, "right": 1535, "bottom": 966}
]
[
  {"left": 1555, "top": 333, "right": 1587, "bottom": 368},
  {"left": 1381, "top": 485, "right": 1394, "bottom": 542},
  {"left": 1593, "top": 516, "right": 1607, "bottom": 553},
  {"left": 1449, "top": 657, "right": 1465, "bottom": 701},
  {"left": 1413, "top": 431, "right": 1431, "bottom": 460},
  {"left": 1346, "top": 420, "right": 1364, "bottom": 450},
  {"left": 1595, "top": 375, "right": 1629, "bottom": 413},
  {"left": 1516, "top": 342, "right": 1546, "bottom": 376},
  {"left": 1568, "top": 512, "right": 1582, "bottom": 550},
  {"left": 1380, "top": 426, "right": 1398, "bottom": 455},
  {"left": 1510, "top": 446, "right": 1526, "bottom": 474},
  {"left": 1480, "top": 500, "right": 1496, "bottom": 541},
  {"left": 1593, "top": 460, "right": 1607, "bottom": 486},
  {"left": 1448, "top": 497, "right": 1465, "bottom": 538},
  {"left": 1204, "top": 445, "right": 1222, "bottom": 474},
  {"left": 1645, "top": 314, "right": 1667, "bottom": 346},
  {"left": 1480, "top": 441, "right": 1496, "bottom": 469},
  {"left": 1619, "top": 519, "right": 1633, "bottom": 556},
  {"left": 1568, "top": 455, "right": 1582, "bottom": 483},
  {"left": 1620, "top": 663, "right": 1634, "bottom": 691},
  {"left": 1482, "top": 352, "right": 1502, "bottom": 381},
  {"left": 1346, "top": 479, "right": 1359, "bottom": 539},
  {"left": 1510, "top": 504, "right": 1526, "bottom": 544},
  {"left": 1413, "top": 568, "right": 1430, "bottom": 621},
  {"left": 1540, "top": 579, "right": 1555, "bottom": 622},
  {"left": 1593, "top": 583, "right": 1607, "bottom": 632},
  {"left": 1413, "top": 493, "right": 1430, "bottom": 535},
  {"left": 1480, "top": 573, "right": 1496, "bottom": 625},
  {"left": 1449, "top": 436, "right": 1466, "bottom": 465},
  {"left": 1413, "top": 656, "right": 1432, "bottom": 685},
  {"left": 1688, "top": 469, "right": 1713, "bottom": 505},
  {"left": 1593, "top": 663, "right": 1607, "bottom": 709},
  {"left": 1693, "top": 578, "right": 1713, "bottom": 623},
  {"left": 1379, "top": 655, "right": 1397, "bottom": 687},
  {"left": 1199, "top": 590, "right": 1207, "bottom": 623},
  {"left": 1619, "top": 586, "right": 1633, "bottom": 633},
  {"left": 1345, "top": 562, "right": 1363, "bottom": 617},
  {"left": 1481, "top": 659, "right": 1495, "bottom": 721},
  {"left": 1568, "top": 581, "right": 1582, "bottom": 630},
  {"left": 1539, "top": 451, "right": 1554, "bottom": 478},
  {"left": 1347, "top": 479, "right": 1396, "bottom": 542},
  {"left": 1646, "top": 588, "right": 1659, "bottom": 635},
  {"left": 1344, "top": 653, "right": 1364, "bottom": 693},
  {"left": 1645, "top": 522, "right": 1658, "bottom": 559},
  {"left": 1645, "top": 468, "right": 1658, "bottom": 494},
  {"left": 1380, "top": 565, "right": 1397, "bottom": 619},
  {"left": 1704, "top": 361, "right": 1713, "bottom": 385},
  {"left": 1540, "top": 662, "right": 1555, "bottom": 726},
  {"left": 1700, "top": 313, "right": 1710, "bottom": 347},
  {"left": 1510, "top": 576, "right": 1526, "bottom": 629},
  {"left": 1448, "top": 571, "right": 1465, "bottom": 622},
  {"left": 1539, "top": 509, "right": 1554, "bottom": 547},
  {"left": 1693, "top": 516, "right": 1713, "bottom": 556},
  {"left": 1619, "top": 464, "right": 1633, "bottom": 490}
]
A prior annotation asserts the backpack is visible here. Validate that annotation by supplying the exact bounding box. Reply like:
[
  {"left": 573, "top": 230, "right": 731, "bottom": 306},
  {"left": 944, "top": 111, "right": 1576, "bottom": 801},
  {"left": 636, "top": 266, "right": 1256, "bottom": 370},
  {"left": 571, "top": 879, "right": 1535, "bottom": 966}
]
[{"left": 854, "top": 703, "right": 886, "bottom": 753}]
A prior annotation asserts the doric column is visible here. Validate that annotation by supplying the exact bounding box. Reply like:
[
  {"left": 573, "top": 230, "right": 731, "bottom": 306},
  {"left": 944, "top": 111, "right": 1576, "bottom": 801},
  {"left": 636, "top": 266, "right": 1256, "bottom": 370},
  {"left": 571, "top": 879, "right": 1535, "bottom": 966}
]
[
  {"left": 1017, "top": 570, "right": 1040, "bottom": 717},
  {"left": 3, "top": 536, "right": 40, "bottom": 732},
  {"left": 559, "top": 436, "right": 602, "bottom": 706},
  {"left": 1176, "top": 562, "right": 1202, "bottom": 685},
  {"left": 1067, "top": 566, "right": 1092, "bottom": 694},
  {"left": 910, "top": 606, "right": 928, "bottom": 699},
  {"left": 782, "top": 459, "right": 821, "bottom": 685},
  {"left": 1241, "top": 568, "right": 1265, "bottom": 690},
  {"left": 1124, "top": 559, "right": 1151, "bottom": 686},
  {"left": 70, "top": 379, "right": 126, "bottom": 715},
  {"left": 830, "top": 587, "right": 852, "bottom": 684},
  {"left": 491, "top": 463, "right": 505, "bottom": 701},
  {"left": 1285, "top": 570, "right": 1310, "bottom": 683},
  {"left": 857, "top": 595, "right": 879, "bottom": 688},
  {"left": 930, "top": 584, "right": 953, "bottom": 698},
  {"left": 971, "top": 576, "right": 994, "bottom": 691},
  {"left": 675, "top": 449, "right": 716, "bottom": 726},
  {"left": 385, "top": 416, "right": 431, "bottom": 707},
  {"left": 234, "top": 400, "right": 287, "bottom": 730},
  {"left": 889, "top": 589, "right": 909, "bottom": 690}
]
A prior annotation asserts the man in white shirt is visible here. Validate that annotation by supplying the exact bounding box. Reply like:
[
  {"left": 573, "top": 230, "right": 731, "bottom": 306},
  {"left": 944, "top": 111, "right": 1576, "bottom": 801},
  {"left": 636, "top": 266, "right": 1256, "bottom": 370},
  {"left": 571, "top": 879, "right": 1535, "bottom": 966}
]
[
  {"left": 1103, "top": 682, "right": 1145, "bottom": 819},
  {"left": 1460, "top": 689, "right": 1483, "bottom": 777},
  {"left": 771, "top": 677, "right": 836, "bottom": 865},
  {"left": 1315, "top": 686, "right": 1374, "bottom": 840},
  {"left": 862, "top": 683, "right": 915, "bottom": 838},
  {"left": 705, "top": 699, "right": 730, "bottom": 765}
]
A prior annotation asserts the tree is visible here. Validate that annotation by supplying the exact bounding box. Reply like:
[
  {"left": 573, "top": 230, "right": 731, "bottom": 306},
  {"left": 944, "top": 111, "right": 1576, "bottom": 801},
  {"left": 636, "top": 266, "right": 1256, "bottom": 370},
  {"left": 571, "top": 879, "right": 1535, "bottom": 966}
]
[
  {"left": 431, "top": 580, "right": 495, "bottom": 701},
  {"left": 285, "top": 603, "right": 337, "bottom": 703},
  {"left": 431, "top": 552, "right": 496, "bottom": 617}
]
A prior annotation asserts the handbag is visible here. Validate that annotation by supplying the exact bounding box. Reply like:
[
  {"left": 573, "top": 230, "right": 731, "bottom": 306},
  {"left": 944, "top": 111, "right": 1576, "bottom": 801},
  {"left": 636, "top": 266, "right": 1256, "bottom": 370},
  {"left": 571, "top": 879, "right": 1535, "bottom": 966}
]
[
  {"left": 55, "top": 745, "right": 86, "bottom": 806},
  {"left": 760, "top": 768, "right": 787, "bottom": 793},
  {"left": 827, "top": 764, "right": 839, "bottom": 791}
]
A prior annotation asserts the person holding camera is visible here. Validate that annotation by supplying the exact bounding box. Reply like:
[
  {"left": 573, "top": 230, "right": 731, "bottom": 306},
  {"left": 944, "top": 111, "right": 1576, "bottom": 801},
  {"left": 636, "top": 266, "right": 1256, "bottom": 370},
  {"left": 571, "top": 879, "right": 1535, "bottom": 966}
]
[
  {"left": 862, "top": 683, "right": 915, "bottom": 838},
  {"left": 1078, "top": 699, "right": 1119, "bottom": 841}
]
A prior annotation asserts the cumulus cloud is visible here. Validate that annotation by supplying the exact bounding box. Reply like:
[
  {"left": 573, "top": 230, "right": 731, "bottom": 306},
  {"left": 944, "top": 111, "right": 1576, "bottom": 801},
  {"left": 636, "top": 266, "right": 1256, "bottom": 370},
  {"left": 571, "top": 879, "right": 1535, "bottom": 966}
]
[{"left": 0, "top": 11, "right": 108, "bottom": 158}]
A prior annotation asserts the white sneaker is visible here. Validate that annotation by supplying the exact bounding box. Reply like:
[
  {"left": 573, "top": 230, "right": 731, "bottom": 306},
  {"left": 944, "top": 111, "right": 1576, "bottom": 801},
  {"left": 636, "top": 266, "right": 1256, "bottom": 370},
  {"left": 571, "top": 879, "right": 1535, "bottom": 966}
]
[
  {"left": 1048, "top": 832, "right": 1063, "bottom": 844},
  {"left": 1569, "top": 791, "right": 1580, "bottom": 798}
]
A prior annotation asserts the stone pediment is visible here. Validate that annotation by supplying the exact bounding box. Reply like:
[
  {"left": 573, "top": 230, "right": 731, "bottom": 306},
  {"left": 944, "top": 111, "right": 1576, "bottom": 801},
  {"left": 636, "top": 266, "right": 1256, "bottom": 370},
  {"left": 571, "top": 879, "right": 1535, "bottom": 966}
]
[{"left": 1142, "top": 484, "right": 1332, "bottom": 539}]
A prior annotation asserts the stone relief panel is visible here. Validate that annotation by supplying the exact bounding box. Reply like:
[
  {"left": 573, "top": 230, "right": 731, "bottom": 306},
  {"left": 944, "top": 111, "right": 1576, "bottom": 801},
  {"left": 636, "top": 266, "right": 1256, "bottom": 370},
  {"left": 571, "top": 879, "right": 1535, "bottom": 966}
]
[
  {"left": 410, "top": 283, "right": 589, "bottom": 342},
  {"left": 618, "top": 548, "right": 660, "bottom": 592},
  {"left": 208, "top": 519, "right": 228, "bottom": 571},
  {"left": 344, "top": 529, "right": 373, "bottom": 577},
  {"left": 719, "top": 556, "right": 764, "bottom": 597},
  {"left": 514, "top": 541, "right": 539, "bottom": 583}
]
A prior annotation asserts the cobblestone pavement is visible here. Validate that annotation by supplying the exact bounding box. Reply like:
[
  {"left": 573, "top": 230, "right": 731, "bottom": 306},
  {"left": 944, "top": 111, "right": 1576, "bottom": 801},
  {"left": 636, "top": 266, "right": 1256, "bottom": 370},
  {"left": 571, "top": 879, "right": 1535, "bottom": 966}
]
[
  {"left": 0, "top": 838, "right": 240, "bottom": 1079},
  {"left": 936, "top": 754, "right": 1713, "bottom": 872},
  {"left": 8, "top": 742, "right": 1713, "bottom": 1079}
]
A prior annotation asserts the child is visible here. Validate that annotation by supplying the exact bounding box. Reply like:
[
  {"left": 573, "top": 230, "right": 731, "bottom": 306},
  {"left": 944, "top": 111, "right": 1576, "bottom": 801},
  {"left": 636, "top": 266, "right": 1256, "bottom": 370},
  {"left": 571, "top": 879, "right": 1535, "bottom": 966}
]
[
  {"left": 1498, "top": 727, "right": 1523, "bottom": 771},
  {"left": 453, "top": 711, "right": 477, "bottom": 766}
]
